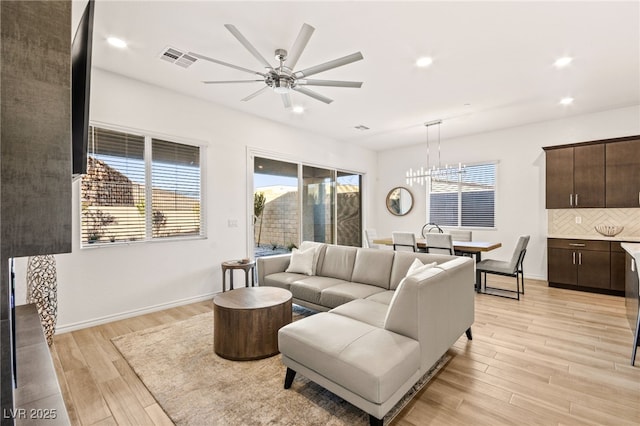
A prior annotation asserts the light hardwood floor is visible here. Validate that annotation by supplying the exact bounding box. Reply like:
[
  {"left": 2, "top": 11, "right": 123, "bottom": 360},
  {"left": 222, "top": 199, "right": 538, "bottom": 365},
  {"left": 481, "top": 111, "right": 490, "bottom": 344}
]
[{"left": 51, "top": 277, "right": 640, "bottom": 425}]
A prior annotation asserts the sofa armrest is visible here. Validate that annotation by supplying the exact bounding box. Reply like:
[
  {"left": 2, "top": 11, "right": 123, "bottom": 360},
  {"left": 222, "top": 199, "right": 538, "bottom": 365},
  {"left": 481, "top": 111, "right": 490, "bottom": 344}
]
[{"left": 257, "top": 254, "right": 291, "bottom": 285}]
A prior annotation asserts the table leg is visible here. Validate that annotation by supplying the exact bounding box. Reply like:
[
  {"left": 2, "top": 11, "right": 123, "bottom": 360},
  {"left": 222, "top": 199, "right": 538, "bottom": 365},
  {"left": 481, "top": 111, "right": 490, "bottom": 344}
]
[
  {"left": 230, "top": 270, "right": 234, "bottom": 290},
  {"left": 251, "top": 267, "right": 255, "bottom": 287},
  {"left": 473, "top": 252, "right": 482, "bottom": 292},
  {"left": 245, "top": 269, "right": 249, "bottom": 288},
  {"left": 222, "top": 268, "right": 227, "bottom": 292}
]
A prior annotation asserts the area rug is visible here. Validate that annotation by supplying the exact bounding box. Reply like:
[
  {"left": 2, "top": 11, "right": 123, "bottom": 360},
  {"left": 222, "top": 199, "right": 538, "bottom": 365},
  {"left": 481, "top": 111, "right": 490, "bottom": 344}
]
[{"left": 112, "top": 308, "right": 450, "bottom": 425}]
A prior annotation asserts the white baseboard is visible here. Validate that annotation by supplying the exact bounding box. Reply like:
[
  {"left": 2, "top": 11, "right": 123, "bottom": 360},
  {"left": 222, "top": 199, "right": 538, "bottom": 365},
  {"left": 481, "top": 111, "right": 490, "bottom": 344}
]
[{"left": 56, "top": 292, "right": 217, "bottom": 334}]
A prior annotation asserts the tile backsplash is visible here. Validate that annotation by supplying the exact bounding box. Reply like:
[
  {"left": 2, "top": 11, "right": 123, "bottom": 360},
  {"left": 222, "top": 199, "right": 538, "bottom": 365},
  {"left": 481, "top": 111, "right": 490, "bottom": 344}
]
[{"left": 548, "top": 208, "right": 640, "bottom": 237}]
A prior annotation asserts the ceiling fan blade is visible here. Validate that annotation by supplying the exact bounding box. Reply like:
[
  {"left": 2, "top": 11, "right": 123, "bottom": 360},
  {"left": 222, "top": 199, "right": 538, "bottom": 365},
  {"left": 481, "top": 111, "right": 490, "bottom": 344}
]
[
  {"left": 281, "top": 93, "right": 292, "bottom": 109},
  {"left": 293, "top": 52, "right": 364, "bottom": 78},
  {"left": 241, "top": 86, "right": 269, "bottom": 102},
  {"left": 224, "top": 24, "right": 272, "bottom": 69},
  {"left": 203, "top": 80, "right": 263, "bottom": 84},
  {"left": 189, "top": 52, "right": 266, "bottom": 77},
  {"left": 296, "top": 79, "right": 362, "bottom": 88},
  {"left": 286, "top": 23, "right": 315, "bottom": 70},
  {"left": 292, "top": 86, "right": 333, "bottom": 104}
]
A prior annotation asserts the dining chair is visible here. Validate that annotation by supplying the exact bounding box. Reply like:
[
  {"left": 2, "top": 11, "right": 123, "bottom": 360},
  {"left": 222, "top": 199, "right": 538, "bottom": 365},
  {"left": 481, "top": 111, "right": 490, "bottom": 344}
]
[
  {"left": 392, "top": 232, "right": 417, "bottom": 252},
  {"left": 448, "top": 229, "right": 472, "bottom": 242},
  {"left": 425, "top": 233, "right": 454, "bottom": 255},
  {"left": 446, "top": 229, "right": 473, "bottom": 256},
  {"left": 364, "top": 229, "right": 379, "bottom": 249},
  {"left": 476, "top": 235, "right": 530, "bottom": 300},
  {"left": 421, "top": 223, "right": 443, "bottom": 238}
]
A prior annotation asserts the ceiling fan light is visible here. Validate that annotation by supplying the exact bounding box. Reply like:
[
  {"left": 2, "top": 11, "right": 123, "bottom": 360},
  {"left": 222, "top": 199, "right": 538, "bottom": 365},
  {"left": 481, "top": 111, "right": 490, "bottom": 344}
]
[
  {"left": 559, "top": 97, "right": 574, "bottom": 105},
  {"left": 273, "top": 77, "right": 291, "bottom": 94},
  {"left": 554, "top": 57, "right": 573, "bottom": 68},
  {"left": 107, "top": 36, "right": 127, "bottom": 49},
  {"left": 416, "top": 57, "right": 433, "bottom": 68}
]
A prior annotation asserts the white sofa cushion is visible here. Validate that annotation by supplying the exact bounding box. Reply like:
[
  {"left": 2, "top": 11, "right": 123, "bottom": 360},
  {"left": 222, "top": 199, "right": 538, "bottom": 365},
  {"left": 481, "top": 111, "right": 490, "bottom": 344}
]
[
  {"left": 319, "top": 245, "right": 358, "bottom": 281},
  {"left": 329, "top": 299, "right": 389, "bottom": 328},
  {"left": 365, "top": 291, "right": 395, "bottom": 305},
  {"left": 299, "top": 241, "right": 325, "bottom": 275},
  {"left": 285, "top": 247, "right": 315, "bottom": 275},
  {"left": 278, "top": 312, "right": 420, "bottom": 404},
  {"left": 290, "top": 276, "right": 349, "bottom": 305},
  {"left": 262, "top": 272, "right": 306, "bottom": 290},
  {"left": 384, "top": 266, "right": 445, "bottom": 340},
  {"left": 319, "top": 282, "right": 385, "bottom": 309},
  {"left": 405, "top": 259, "right": 437, "bottom": 277},
  {"left": 350, "top": 249, "right": 395, "bottom": 289},
  {"left": 389, "top": 251, "right": 454, "bottom": 289}
]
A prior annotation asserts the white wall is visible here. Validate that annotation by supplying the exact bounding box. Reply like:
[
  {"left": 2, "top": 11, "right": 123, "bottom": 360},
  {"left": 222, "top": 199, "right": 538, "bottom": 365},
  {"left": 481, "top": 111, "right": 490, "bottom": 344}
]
[
  {"left": 15, "top": 69, "right": 378, "bottom": 331},
  {"left": 376, "top": 105, "right": 640, "bottom": 280}
]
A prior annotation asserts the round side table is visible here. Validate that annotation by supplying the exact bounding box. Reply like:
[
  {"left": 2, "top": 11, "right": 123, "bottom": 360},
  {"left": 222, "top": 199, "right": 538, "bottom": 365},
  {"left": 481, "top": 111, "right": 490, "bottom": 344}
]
[
  {"left": 221, "top": 260, "right": 256, "bottom": 292},
  {"left": 213, "top": 287, "right": 292, "bottom": 360}
]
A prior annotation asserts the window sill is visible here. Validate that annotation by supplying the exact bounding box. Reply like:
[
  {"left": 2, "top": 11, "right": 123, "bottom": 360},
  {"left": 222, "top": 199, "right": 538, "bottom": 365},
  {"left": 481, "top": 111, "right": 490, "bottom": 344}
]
[{"left": 80, "top": 235, "right": 206, "bottom": 249}]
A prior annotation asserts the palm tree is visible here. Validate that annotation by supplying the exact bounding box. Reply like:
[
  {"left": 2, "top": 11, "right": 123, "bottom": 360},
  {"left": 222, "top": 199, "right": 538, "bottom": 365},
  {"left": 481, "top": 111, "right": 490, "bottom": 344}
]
[{"left": 254, "top": 192, "right": 266, "bottom": 246}]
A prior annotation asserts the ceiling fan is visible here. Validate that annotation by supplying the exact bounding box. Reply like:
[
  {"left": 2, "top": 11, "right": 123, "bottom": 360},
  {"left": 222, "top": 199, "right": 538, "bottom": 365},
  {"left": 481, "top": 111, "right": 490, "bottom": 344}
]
[{"left": 188, "top": 23, "right": 363, "bottom": 108}]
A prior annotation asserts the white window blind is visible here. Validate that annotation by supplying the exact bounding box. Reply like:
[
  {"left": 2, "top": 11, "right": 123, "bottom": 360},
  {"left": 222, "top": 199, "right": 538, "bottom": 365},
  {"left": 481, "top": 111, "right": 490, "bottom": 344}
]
[
  {"left": 429, "top": 163, "right": 496, "bottom": 228},
  {"left": 81, "top": 127, "right": 146, "bottom": 243},
  {"left": 81, "top": 126, "right": 203, "bottom": 246},
  {"left": 151, "top": 138, "right": 202, "bottom": 238}
]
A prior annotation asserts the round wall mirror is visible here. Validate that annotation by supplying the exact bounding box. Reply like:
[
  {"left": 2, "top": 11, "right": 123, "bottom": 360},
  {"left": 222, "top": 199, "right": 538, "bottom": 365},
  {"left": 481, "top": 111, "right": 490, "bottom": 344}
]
[{"left": 386, "top": 187, "right": 414, "bottom": 216}]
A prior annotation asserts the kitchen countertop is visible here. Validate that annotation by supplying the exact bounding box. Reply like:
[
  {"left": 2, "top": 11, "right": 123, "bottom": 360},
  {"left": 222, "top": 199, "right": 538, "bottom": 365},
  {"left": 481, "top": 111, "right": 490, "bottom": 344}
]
[
  {"left": 621, "top": 243, "right": 640, "bottom": 256},
  {"left": 548, "top": 234, "right": 640, "bottom": 243}
]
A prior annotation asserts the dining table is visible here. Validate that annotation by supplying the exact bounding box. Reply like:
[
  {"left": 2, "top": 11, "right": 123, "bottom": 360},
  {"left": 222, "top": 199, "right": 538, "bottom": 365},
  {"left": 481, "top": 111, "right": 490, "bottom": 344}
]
[
  {"left": 373, "top": 237, "right": 502, "bottom": 291},
  {"left": 372, "top": 237, "right": 501, "bottom": 262}
]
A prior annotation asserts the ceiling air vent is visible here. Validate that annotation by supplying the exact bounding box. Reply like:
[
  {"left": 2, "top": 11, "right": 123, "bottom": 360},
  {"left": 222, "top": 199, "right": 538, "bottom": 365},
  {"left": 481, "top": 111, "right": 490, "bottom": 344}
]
[
  {"left": 159, "top": 47, "right": 197, "bottom": 68},
  {"left": 354, "top": 125, "right": 370, "bottom": 131}
]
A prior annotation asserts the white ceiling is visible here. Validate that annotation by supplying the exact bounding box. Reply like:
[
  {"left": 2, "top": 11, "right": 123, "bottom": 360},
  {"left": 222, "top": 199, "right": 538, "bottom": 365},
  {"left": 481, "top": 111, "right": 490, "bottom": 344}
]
[{"left": 77, "top": 1, "right": 640, "bottom": 151}]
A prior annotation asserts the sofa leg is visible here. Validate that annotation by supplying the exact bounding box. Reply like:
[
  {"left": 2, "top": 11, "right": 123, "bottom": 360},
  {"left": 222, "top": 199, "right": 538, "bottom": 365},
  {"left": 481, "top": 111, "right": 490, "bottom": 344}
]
[
  {"left": 369, "top": 414, "right": 383, "bottom": 426},
  {"left": 465, "top": 327, "right": 473, "bottom": 340},
  {"left": 284, "top": 367, "right": 296, "bottom": 389}
]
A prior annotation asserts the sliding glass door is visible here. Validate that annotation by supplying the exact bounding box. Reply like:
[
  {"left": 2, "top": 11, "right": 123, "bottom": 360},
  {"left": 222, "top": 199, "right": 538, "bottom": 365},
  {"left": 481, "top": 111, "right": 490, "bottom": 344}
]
[
  {"left": 337, "top": 172, "right": 362, "bottom": 247},
  {"left": 302, "top": 166, "right": 335, "bottom": 244},
  {"left": 253, "top": 157, "right": 299, "bottom": 257},
  {"left": 253, "top": 155, "right": 362, "bottom": 256}
]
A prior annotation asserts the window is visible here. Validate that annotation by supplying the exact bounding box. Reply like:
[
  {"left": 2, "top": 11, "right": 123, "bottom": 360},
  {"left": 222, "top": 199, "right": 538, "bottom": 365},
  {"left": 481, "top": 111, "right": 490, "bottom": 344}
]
[
  {"left": 429, "top": 162, "right": 496, "bottom": 228},
  {"left": 81, "top": 126, "right": 203, "bottom": 246}
]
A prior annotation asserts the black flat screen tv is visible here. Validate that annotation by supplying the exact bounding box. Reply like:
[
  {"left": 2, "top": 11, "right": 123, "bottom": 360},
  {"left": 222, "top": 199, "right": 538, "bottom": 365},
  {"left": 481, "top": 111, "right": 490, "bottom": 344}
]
[{"left": 71, "top": 0, "right": 95, "bottom": 177}]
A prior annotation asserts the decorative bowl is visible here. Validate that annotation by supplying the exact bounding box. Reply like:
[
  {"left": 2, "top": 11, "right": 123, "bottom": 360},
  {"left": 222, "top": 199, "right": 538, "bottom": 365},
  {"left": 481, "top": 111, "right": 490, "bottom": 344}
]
[{"left": 594, "top": 225, "right": 623, "bottom": 237}]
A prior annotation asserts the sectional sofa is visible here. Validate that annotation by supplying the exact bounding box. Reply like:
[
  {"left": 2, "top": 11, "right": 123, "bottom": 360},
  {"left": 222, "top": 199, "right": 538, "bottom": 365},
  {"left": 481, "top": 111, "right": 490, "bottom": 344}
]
[{"left": 257, "top": 242, "right": 475, "bottom": 425}]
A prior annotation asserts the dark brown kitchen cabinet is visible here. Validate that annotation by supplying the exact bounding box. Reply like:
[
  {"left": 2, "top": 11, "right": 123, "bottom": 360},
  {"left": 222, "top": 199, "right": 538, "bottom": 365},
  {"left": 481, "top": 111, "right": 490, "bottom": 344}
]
[
  {"left": 547, "top": 239, "right": 617, "bottom": 293},
  {"left": 606, "top": 139, "right": 640, "bottom": 207},
  {"left": 545, "top": 147, "right": 574, "bottom": 208},
  {"left": 544, "top": 144, "right": 605, "bottom": 208}
]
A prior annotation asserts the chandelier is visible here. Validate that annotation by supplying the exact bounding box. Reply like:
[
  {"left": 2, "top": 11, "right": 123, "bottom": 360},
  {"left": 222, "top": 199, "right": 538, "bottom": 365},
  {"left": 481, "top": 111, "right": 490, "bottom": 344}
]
[{"left": 405, "top": 119, "right": 465, "bottom": 186}]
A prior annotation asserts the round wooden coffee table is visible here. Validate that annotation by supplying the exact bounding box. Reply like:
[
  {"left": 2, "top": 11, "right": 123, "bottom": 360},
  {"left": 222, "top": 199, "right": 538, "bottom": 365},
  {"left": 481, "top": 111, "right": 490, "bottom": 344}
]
[{"left": 213, "top": 287, "right": 292, "bottom": 361}]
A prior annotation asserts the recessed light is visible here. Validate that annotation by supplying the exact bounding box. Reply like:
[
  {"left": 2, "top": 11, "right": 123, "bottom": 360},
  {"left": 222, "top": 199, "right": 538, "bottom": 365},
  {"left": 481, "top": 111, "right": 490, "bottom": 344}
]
[
  {"left": 559, "top": 97, "right": 574, "bottom": 105},
  {"left": 107, "top": 37, "right": 127, "bottom": 49},
  {"left": 292, "top": 105, "right": 305, "bottom": 114},
  {"left": 554, "top": 57, "right": 573, "bottom": 68},
  {"left": 415, "top": 57, "right": 433, "bottom": 68}
]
